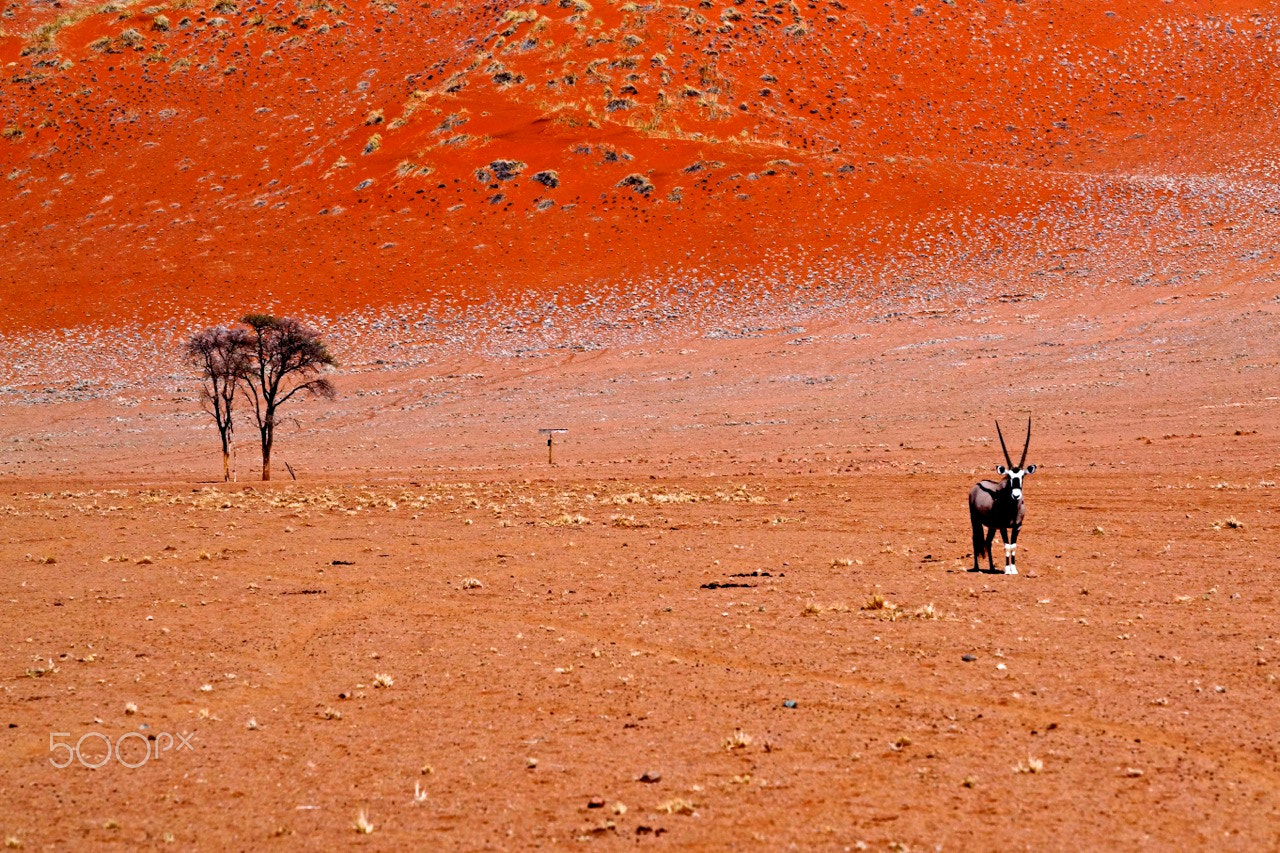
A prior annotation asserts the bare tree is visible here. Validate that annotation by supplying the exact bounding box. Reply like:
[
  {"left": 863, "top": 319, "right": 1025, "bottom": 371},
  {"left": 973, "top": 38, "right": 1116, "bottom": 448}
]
[
  {"left": 239, "top": 314, "right": 337, "bottom": 481},
  {"left": 183, "top": 326, "right": 251, "bottom": 482}
]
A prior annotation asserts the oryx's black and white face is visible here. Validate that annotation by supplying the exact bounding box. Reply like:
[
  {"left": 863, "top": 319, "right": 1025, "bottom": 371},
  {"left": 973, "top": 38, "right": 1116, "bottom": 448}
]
[
  {"left": 994, "top": 418, "right": 1035, "bottom": 500},
  {"left": 997, "top": 464, "right": 1037, "bottom": 500}
]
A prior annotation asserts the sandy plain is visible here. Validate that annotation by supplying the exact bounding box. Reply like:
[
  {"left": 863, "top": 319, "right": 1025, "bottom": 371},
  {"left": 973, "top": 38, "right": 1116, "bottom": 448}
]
[{"left": 3, "top": 277, "right": 1280, "bottom": 849}]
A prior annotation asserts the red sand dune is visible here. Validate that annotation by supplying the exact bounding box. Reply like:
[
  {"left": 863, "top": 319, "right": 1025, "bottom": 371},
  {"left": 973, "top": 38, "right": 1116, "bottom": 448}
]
[{"left": 2, "top": 0, "right": 1280, "bottom": 361}]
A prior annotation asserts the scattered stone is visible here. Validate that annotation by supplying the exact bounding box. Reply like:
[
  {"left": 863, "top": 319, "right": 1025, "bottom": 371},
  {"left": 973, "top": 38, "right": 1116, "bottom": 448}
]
[
  {"left": 637, "top": 770, "right": 661, "bottom": 783},
  {"left": 962, "top": 654, "right": 977, "bottom": 662}
]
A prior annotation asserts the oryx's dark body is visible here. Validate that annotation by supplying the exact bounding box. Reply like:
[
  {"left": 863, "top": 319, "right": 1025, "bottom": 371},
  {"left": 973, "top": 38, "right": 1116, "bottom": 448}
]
[{"left": 969, "top": 419, "right": 1036, "bottom": 574}]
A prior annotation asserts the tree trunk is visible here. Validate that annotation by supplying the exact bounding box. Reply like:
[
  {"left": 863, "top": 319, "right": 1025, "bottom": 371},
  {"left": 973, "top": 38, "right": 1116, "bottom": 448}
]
[
  {"left": 222, "top": 450, "right": 231, "bottom": 482},
  {"left": 261, "top": 424, "right": 273, "bottom": 481}
]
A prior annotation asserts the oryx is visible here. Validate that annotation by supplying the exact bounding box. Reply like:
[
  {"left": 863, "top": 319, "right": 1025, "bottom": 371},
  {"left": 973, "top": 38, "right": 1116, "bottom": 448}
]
[{"left": 968, "top": 418, "right": 1036, "bottom": 574}]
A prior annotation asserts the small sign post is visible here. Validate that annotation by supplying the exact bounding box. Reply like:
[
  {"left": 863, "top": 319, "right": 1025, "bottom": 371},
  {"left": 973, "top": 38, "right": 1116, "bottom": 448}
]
[{"left": 538, "top": 428, "right": 569, "bottom": 465}]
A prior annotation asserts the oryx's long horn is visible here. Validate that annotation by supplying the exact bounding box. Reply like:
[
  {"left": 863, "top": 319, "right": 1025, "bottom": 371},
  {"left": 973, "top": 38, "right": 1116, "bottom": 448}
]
[
  {"left": 995, "top": 420, "right": 1013, "bottom": 468},
  {"left": 1018, "top": 417, "right": 1031, "bottom": 469}
]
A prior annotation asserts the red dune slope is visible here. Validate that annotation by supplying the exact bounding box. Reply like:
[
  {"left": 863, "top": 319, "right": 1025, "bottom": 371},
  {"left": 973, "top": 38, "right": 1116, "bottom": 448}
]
[{"left": 1, "top": 0, "right": 1278, "bottom": 362}]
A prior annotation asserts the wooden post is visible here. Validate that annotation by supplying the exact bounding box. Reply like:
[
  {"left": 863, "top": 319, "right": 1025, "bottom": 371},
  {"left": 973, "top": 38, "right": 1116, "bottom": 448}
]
[{"left": 538, "top": 429, "right": 568, "bottom": 465}]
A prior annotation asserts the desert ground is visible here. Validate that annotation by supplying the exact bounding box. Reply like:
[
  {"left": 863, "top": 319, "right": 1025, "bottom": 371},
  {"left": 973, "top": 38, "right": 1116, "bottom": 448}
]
[{"left": 3, "top": 278, "right": 1280, "bottom": 850}]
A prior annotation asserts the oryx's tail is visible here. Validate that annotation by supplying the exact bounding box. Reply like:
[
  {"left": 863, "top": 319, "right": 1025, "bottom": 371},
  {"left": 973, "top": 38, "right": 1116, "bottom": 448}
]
[{"left": 970, "top": 504, "right": 986, "bottom": 562}]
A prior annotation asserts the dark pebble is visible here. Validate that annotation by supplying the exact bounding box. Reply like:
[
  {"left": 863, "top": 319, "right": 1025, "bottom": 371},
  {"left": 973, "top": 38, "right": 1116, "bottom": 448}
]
[{"left": 962, "top": 654, "right": 977, "bottom": 662}]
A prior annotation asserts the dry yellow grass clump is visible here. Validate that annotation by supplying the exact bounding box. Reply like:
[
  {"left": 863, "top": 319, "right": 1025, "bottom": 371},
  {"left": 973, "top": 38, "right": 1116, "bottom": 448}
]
[{"left": 656, "top": 798, "right": 695, "bottom": 815}]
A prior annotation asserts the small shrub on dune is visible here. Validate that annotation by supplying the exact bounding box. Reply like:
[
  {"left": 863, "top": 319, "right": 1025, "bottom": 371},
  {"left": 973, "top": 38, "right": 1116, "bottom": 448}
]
[
  {"left": 489, "top": 159, "right": 526, "bottom": 181},
  {"left": 531, "top": 170, "right": 559, "bottom": 188},
  {"left": 617, "top": 173, "right": 653, "bottom": 195}
]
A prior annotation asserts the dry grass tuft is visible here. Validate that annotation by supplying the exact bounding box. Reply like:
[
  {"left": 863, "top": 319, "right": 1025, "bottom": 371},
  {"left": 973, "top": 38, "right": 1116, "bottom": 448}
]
[
  {"left": 656, "top": 798, "right": 695, "bottom": 815},
  {"left": 862, "top": 593, "right": 895, "bottom": 612},
  {"left": 353, "top": 811, "right": 374, "bottom": 834},
  {"left": 802, "top": 601, "right": 850, "bottom": 616},
  {"left": 1212, "top": 516, "right": 1245, "bottom": 530},
  {"left": 724, "top": 729, "right": 752, "bottom": 750},
  {"left": 372, "top": 673, "right": 394, "bottom": 689},
  {"left": 912, "top": 603, "right": 937, "bottom": 620},
  {"left": 651, "top": 491, "right": 698, "bottom": 504},
  {"left": 1014, "top": 756, "right": 1044, "bottom": 774},
  {"left": 461, "top": 577, "right": 483, "bottom": 590},
  {"left": 26, "top": 658, "right": 58, "bottom": 678}
]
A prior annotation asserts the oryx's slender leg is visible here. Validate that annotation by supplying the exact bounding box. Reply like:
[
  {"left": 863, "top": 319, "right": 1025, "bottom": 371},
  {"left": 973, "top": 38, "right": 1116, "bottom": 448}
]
[
  {"left": 1005, "top": 524, "right": 1021, "bottom": 575},
  {"left": 984, "top": 525, "right": 999, "bottom": 572},
  {"left": 997, "top": 527, "right": 1016, "bottom": 574},
  {"left": 970, "top": 506, "right": 986, "bottom": 572}
]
